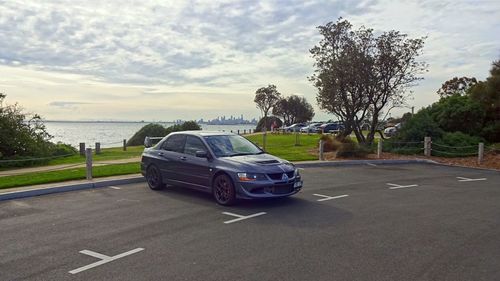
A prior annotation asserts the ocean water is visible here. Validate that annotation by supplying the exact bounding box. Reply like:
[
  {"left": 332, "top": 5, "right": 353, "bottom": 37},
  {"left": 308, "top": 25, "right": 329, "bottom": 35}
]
[{"left": 44, "top": 122, "right": 256, "bottom": 148}]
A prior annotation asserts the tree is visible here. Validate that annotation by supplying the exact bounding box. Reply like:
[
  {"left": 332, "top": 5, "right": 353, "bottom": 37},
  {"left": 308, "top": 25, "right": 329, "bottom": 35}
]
[
  {"left": 272, "top": 95, "right": 315, "bottom": 126},
  {"left": 469, "top": 59, "right": 500, "bottom": 141},
  {"left": 254, "top": 84, "right": 281, "bottom": 132},
  {"left": 437, "top": 77, "right": 477, "bottom": 98},
  {"left": 310, "top": 18, "right": 427, "bottom": 145}
]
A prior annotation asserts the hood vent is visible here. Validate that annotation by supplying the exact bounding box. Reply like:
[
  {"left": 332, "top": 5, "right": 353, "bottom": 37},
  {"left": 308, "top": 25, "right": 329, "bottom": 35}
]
[{"left": 255, "top": 160, "right": 280, "bottom": 165}]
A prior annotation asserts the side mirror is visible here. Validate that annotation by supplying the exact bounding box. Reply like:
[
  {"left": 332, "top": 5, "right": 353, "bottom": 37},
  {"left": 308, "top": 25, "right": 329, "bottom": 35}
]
[{"left": 195, "top": 151, "right": 208, "bottom": 158}]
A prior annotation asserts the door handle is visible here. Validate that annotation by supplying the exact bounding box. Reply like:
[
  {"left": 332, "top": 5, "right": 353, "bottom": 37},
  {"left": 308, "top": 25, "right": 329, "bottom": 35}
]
[
  {"left": 180, "top": 156, "right": 187, "bottom": 161},
  {"left": 158, "top": 152, "right": 164, "bottom": 157}
]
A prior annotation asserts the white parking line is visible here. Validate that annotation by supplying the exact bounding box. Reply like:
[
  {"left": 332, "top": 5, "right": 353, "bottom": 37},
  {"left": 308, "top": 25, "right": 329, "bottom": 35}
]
[
  {"left": 456, "top": 177, "right": 487, "bottom": 182},
  {"left": 109, "top": 186, "right": 121, "bottom": 190},
  {"left": 222, "top": 212, "right": 266, "bottom": 224},
  {"left": 313, "top": 194, "right": 349, "bottom": 201},
  {"left": 366, "top": 163, "right": 377, "bottom": 167},
  {"left": 387, "top": 183, "right": 419, "bottom": 189},
  {"left": 69, "top": 248, "right": 144, "bottom": 274}
]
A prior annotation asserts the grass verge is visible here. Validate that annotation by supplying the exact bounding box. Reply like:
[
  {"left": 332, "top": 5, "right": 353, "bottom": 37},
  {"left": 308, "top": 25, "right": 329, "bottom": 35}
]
[
  {"left": 0, "top": 163, "right": 140, "bottom": 190},
  {"left": 245, "top": 133, "right": 319, "bottom": 161}
]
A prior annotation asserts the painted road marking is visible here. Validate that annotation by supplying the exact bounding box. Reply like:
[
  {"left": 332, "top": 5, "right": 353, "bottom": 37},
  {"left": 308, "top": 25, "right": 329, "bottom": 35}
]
[
  {"left": 457, "top": 177, "right": 487, "bottom": 182},
  {"left": 366, "top": 163, "right": 377, "bottom": 167},
  {"left": 387, "top": 183, "right": 418, "bottom": 190},
  {"left": 222, "top": 212, "right": 266, "bottom": 224},
  {"left": 313, "top": 194, "right": 349, "bottom": 202},
  {"left": 69, "top": 248, "right": 144, "bottom": 274},
  {"left": 109, "top": 186, "right": 121, "bottom": 190}
]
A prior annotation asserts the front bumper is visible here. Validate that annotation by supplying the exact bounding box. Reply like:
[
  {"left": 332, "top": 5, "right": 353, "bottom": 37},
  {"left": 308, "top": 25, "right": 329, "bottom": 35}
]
[{"left": 235, "top": 177, "right": 303, "bottom": 199}]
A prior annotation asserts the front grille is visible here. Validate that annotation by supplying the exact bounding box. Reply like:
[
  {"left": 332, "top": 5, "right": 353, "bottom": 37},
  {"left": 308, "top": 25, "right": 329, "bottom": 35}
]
[
  {"left": 267, "top": 172, "right": 294, "bottom": 181},
  {"left": 272, "top": 185, "right": 294, "bottom": 194},
  {"left": 267, "top": 173, "right": 283, "bottom": 180}
]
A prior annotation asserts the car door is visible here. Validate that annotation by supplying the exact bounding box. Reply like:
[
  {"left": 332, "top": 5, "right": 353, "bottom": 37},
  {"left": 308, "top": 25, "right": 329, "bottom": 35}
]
[
  {"left": 159, "top": 134, "right": 186, "bottom": 183},
  {"left": 177, "top": 135, "right": 212, "bottom": 189}
]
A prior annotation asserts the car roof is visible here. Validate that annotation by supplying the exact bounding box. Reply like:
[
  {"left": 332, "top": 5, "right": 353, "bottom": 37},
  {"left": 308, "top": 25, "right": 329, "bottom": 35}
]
[{"left": 169, "top": 130, "right": 235, "bottom": 137}]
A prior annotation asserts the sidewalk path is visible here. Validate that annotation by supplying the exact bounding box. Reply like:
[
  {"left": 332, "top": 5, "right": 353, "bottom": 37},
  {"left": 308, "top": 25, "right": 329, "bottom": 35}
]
[{"left": 0, "top": 157, "right": 141, "bottom": 177}]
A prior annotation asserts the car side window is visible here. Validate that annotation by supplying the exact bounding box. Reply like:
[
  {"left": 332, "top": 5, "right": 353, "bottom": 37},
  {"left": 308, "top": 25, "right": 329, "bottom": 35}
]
[
  {"left": 162, "top": 134, "right": 186, "bottom": 153},
  {"left": 184, "top": 136, "right": 207, "bottom": 156}
]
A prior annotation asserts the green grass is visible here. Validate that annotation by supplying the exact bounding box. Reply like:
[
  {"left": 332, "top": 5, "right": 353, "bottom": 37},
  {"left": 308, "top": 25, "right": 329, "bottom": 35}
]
[
  {"left": 0, "top": 163, "right": 141, "bottom": 190},
  {"left": 0, "top": 146, "right": 144, "bottom": 171},
  {"left": 245, "top": 133, "right": 320, "bottom": 161},
  {"left": 49, "top": 146, "right": 144, "bottom": 165}
]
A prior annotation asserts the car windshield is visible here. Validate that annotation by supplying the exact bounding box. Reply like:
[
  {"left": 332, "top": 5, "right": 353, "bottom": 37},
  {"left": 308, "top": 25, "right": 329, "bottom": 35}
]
[{"left": 204, "top": 135, "right": 263, "bottom": 157}]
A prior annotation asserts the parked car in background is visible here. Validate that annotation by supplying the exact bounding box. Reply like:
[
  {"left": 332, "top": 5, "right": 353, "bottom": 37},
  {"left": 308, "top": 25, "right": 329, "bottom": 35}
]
[
  {"left": 317, "top": 122, "right": 344, "bottom": 134},
  {"left": 300, "top": 123, "right": 323, "bottom": 133},
  {"left": 283, "top": 123, "right": 307, "bottom": 132},
  {"left": 384, "top": 123, "right": 402, "bottom": 137},
  {"left": 141, "top": 131, "right": 302, "bottom": 205},
  {"left": 384, "top": 126, "right": 397, "bottom": 137}
]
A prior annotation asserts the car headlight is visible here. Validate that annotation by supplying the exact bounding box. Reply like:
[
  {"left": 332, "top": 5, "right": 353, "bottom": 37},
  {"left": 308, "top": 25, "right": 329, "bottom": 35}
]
[
  {"left": 237, "top": 172, "right": 267, "bottom": 181},
  {"left": 294, "top": 169, "right": 300, "bottom": 177}
]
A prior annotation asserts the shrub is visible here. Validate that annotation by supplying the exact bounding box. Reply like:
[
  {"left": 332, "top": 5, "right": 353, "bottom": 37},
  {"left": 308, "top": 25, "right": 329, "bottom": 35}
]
[
  {"left": 50, "top": 142, "right": 78, "bottom": 156},
  {"left": 319, "top": 134, "right": 342, "bottom": 152},
  {"left": 256, "top": 116, "right": 283, "bottom": 132},
  {"left": 127, "top": 123, "right": 167, "bottom": 146},
  {"left": 164, "top": 120, "right": 201, "bottom": 135},
  {"left": 127, "top": 121, "right": 202, "bottom": 146},
  {"left": 336, "top": 137, "right": 371, "bottom": 158},
  {"left": 432, "top": 132, "right": 482, "bottom": 157},
  {"left": 394, "top": 108, "right": 443, "bottom": 142},
  {"left": 480, "top": 122, "right": 500, "bottom": 142}
]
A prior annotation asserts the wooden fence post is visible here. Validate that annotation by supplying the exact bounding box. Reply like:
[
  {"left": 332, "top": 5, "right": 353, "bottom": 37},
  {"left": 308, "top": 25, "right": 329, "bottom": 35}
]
[
  {"left": 95, "top": 142, "right": 101, "bottom": 155},
  {"left": 377, "top": 140, "right": 383, "bottom": 159},
  {"left": 85, "top": 148, "right": 92, "bottom": 180},
  {"left": 319, "top": 140, "right": 324, "bottom": 161},
  {"left": 424, "top": 137, "right": 431, "bottom": 157},
  {"left": 123, "top": 139, "right": 127, "bottom": 151},
  {"left": 478, "top": 142, "right": 484, "bottom": 164},
  {"left": 79, "top": 143, "right": 85, "bottom": 156}
]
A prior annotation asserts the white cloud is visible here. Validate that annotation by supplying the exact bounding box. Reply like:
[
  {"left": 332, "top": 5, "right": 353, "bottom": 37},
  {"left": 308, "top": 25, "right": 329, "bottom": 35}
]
[{"left": 0, "top": 0, "right": 498, "bottom": 120}]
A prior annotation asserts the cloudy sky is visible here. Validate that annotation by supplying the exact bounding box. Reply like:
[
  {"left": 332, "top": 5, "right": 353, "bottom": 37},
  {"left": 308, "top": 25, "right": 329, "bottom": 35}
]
[{"left": 1, "top": 0, "right": 499, "bottom": 122}]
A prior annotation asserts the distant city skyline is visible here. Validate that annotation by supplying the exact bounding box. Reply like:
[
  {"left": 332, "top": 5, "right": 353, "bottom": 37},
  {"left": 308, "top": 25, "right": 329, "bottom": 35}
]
[{"left": 1, "top": 1, "right": 499, "bottom": 121}]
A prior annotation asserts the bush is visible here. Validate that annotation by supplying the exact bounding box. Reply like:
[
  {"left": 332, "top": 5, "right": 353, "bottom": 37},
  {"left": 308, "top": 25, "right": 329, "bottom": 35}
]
[
  {"left": 480, "top": 122, "right": 500, "bottom": 142},
  {"left": 127, "top": 124, "right": 167, "bottom": 146},
  {"left": 50, "top": 142, "right": 78, "bottom": 156},
  {"left": 394, "top": 108, "right": 443, "bottom": 142},
  {"left": 320, "top": 134, "right": 342, "bottom": 152},
  {"left": 127, "top": 121, "right": 202, "bottom": 146},
  {"left": 256, "top": 116, "right": 283, "bottom": 132},
  {"left": 430, "top": 94, "right": 485, "bottom": 135},
  {"left": 0, "top": 94, "right": 53, "bottom": 159},
  {"left": 336, "top": 137, "right": 371, "bottom": 158},
  {"left": 432, "top": 131, "right": 482, "bottom": 157},
  {"left": 164, "top": 120, "right": 201, "bottom": 135}
]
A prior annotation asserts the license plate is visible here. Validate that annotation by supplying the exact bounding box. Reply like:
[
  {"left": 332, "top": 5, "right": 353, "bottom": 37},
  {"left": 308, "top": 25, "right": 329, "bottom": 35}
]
[{"left": 294, "top": 181, "right": 302, "bottom": 188}]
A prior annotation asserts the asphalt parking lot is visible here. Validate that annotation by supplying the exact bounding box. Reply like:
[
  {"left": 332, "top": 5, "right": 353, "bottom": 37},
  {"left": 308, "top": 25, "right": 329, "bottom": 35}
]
[{"left": 0, "top": 164, "right": 499, "bottom": 281}]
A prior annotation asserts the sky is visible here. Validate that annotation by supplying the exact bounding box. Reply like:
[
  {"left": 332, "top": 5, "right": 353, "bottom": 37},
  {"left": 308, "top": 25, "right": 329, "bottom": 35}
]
[{"left": 0, "top": 0, "right": 499, "bottom": 122}]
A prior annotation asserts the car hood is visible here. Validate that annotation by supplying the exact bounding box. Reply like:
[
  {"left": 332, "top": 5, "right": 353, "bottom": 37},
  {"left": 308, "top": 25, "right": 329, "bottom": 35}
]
[{"left": 219, "top": 153, "right": 295, "bottom": 173}]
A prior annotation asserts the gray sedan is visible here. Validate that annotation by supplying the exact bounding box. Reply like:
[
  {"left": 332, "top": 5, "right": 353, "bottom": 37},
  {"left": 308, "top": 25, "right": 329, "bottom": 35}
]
[{"left": 141, "top": 131, "right": 302, "bottom": 205}]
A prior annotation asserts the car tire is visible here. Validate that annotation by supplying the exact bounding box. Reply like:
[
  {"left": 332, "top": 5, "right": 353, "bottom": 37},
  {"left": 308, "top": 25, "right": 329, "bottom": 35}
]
[
  {"left": 213, "top": 174, "right": 236, "bottom": 206},
  {"left": 146, "top": 165, "right": 165, "bottom": 190}
]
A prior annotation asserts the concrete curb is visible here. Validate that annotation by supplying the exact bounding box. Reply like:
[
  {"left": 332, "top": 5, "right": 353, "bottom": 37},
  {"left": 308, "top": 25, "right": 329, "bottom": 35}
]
[
  {"left": 294, "top": 159, "right": 438, "bottom": 168},
  {"left": 0, "top": 159, "right": 443, "bottom": 202},
  {"left": 0, "top": 175, "right": 145, "bottom": 201}
]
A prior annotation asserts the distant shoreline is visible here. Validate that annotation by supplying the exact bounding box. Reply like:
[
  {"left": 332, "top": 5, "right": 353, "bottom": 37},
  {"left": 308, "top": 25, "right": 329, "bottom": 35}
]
[{"left": 43, "top": 120, "right": 257, "bottom": 125}]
